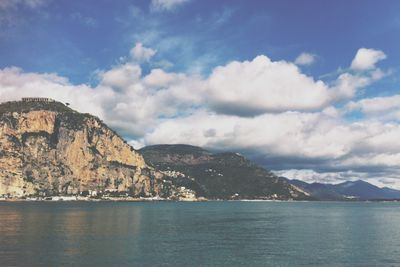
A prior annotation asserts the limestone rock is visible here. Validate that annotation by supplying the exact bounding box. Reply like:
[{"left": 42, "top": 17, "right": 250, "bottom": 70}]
[{"left": 0, "top": 100, "right": 168, "bottom": 197}]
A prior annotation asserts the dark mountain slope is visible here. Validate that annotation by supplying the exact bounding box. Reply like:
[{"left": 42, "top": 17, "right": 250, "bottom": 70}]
[{"left": 140, "top": 144, "right": 311, "bottom": 200}]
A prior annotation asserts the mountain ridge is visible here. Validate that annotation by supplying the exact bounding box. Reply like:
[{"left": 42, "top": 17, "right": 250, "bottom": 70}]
[
  {"left": 140, "top": 144, "right": 311, "bottom": 200},
  {"left": 284, "top": 178, "right": 400, "bottom": 200}
]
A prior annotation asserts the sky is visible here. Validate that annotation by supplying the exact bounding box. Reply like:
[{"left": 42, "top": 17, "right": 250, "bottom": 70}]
[{"left": 1, "top": 0, "right": 400, "bottom": 188}]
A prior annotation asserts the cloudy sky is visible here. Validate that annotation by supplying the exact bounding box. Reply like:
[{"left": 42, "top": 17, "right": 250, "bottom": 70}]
[{"left": 1, "top": 0, "right": 400, "bottom": 188}]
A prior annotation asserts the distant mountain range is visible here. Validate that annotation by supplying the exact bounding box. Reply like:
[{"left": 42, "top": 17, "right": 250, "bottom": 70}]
[{"left": 283, "top": 178, "right": 400, "bottom": 200}]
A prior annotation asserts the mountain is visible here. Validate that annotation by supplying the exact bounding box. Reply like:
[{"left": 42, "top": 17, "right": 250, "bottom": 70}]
[
  {"left": 139, "top": 144, "right": 311, "bottom": 200},
  {"left": 284, "top": 179, "right": 400, "bottom": 200},
  {"left": 0, "top": 98, "right": 310, "bottom": 201},
  {"left": 0, "top": 99, "right": 185, "bottom": 199},
  {"left": 335, "top": 180, "right": 400, "bottom": 200}
]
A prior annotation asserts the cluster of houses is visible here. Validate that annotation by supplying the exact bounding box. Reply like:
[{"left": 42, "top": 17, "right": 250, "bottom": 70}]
[{"left": 21, "top": 97, "right": 55, "bottom": 102}]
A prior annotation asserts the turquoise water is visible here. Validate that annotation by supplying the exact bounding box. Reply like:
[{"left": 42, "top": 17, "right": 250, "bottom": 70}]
[{"left": 0, "top": 201, "right": 399, "bottom": 267}]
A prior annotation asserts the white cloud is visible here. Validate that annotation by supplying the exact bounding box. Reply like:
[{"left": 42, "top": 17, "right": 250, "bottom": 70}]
[
  {"left": 331, "top": 72, "right": 371, "bottom": 100},
  {"left": 96, "top": 66, "right": 203, "bottom": 137},
  {"left": 143, "top": 68, "right": 184, "bottom": 88},
  {"left": 99, "top": 63, "right": 142, "bottom": 90},
  {"left": 294, "top": 52, "right": 316, "bottom": 66},
  {"left": 206, "top": 55, "right": 331, "bottom": 115},
  {"left": 143, "top": 109, "right": 360, "bottom": 160},
  {"left": 150, "top": 0, "right": 190, "bottom": 12},
  {"left": 206, "top": 55, "right": 362, "bottom": 115},
  {"left": 274, "top": 169, "right": 359, "bottom": 184},
  {"left": 0, "top": 64, "right": 202, "bottom": 139},
  {"left": 130, "top": 43, "right": 157, "bottom": 62},
  {"left": 346, "top": 95, "right": 400, "bottom": 115},
  {"left": 1, "top": 45, "right": 397, "bottom": 188},
  {"left": 350, "top": 48, "right": 386, "bottom": 71},
  {"left": 274, "top": 169, "right": 400, "bottom": 189},
  {"left": 0, "top": 67, "right": 108, "bottom": 118}
]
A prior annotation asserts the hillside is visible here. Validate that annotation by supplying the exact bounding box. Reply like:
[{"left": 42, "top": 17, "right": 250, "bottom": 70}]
[{"left": 140, "top": 144, "right": 311, "bottom": 200}]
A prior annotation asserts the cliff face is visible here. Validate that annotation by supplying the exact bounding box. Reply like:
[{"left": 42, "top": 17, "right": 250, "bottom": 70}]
[{"left": 0, "top": 100, "right": 166, "bottom": 197}]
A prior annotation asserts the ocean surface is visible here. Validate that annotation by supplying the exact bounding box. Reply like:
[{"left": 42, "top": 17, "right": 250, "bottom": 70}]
[{"left": 0, "top": 201, "right": 399, "bottom": 267}]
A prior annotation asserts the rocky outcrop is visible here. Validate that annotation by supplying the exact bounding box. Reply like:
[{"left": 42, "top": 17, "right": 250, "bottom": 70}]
[{"left": 0, "top": 100, "right": 169, "bottom": 198}]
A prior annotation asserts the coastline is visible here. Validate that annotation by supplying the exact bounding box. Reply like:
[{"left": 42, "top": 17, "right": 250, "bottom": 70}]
[
  {"left": 1, "top": 196, "right": 398, "bottom": 202},
  {"left": 0, "top": 196, "right": 209, "bottom": 202}
]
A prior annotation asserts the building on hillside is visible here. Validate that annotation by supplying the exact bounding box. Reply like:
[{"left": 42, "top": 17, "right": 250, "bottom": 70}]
[{"left": 21, "top": 97, "right": 55, "bottom": 102}]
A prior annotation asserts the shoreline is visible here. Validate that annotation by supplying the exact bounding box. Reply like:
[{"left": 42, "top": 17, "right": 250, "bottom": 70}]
[
  {"left": 0, "top": 196, "right": 208, "bottom": 202},
  {"left": 1, "top": 197, "right": 399, "bottom": 203}
]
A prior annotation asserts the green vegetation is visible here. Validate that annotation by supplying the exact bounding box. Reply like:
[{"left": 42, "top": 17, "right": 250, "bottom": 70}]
[{"left": 140, "top": 144, "right": 310, "bottom": 200}]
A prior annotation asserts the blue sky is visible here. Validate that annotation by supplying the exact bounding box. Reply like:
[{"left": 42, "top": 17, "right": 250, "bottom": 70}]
[
  {"left": 1, "top": 0, "right": 400, "bottom": 188},
  {"left": 2, "top": 0, "right": 400, "bottom": 85}
]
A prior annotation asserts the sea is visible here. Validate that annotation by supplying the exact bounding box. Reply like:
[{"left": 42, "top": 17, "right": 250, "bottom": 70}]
[{"left": 0, "top": 201, "right": 399, "bottom": 267}]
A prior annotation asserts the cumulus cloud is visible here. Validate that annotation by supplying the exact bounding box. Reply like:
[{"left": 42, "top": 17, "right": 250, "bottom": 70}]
[
  {"left": 346, "top": 95, "right": 400, "bottom": 115},
  {"left": 0, "top": 64, "right": 202, "bottom": 139},
  {"left": 150, "top": 0, "right": 190, "bottom": 12},
  {"left": 130, "top": 43, "right": 157, "bottom": 62},
  {"left": 95, "top": 65, "right": 203, "bottom": 137},
  {"left": 143, "top": 108, "right": 359, "bottom": 161},
  {"left": 143, "top": 68, "right": 184, "bottom": 88},
  {"left": 1, "top": 45, "right": 398, "bottom": 187},
  {"left": 205, "top": 55, "right": 381, "bottom": 116},
  {"left": 331, "top": 72, "right": 372, "bottom": 100},
  {"left": 99, "top": 63, "right": 142, "bottom": 90},
  {"left": 350, "top": 48, "right": 386, "bottom": 71},
  {"left": 206, "top": 55, "right": 331, "bottom": 115},
  {"left": 294, "top": 52, "right": 316, "bottom": 66}
]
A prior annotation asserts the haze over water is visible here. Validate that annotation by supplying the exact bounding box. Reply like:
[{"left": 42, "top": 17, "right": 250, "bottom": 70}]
[{"left": 0, "top": 201, "right": 399, "bottom": 267}]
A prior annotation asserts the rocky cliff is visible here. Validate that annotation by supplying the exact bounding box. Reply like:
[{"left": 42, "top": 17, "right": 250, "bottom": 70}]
[{"left": 0, "top": 100, "right": 170, "bottom": 198}]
